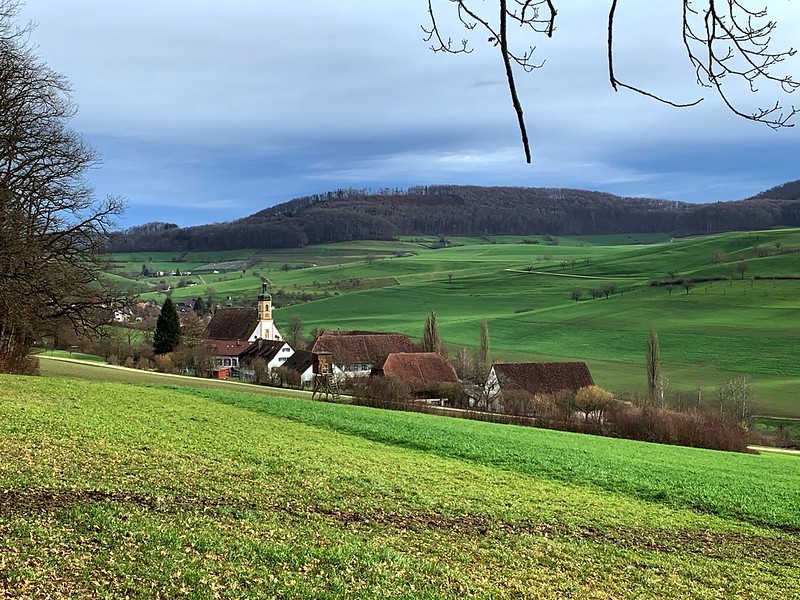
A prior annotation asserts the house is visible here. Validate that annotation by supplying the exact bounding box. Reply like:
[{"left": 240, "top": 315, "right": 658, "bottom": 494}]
[
  {"left": 309, "top": 330, "right": 415, "bottom": 376},
  {"left": 371, "top": 352, "right": 460, "bottom": 400},
  {"left": 205, "top": 339, "right": 250, "bottom": 369},
  {"left": 486, "top": 362, "right": 594, "bottom": 412},
  {"left": 278, "top": 349, "right": 315, "bottom": 387},
  {"left": 237, "top": 339, "right": 294, "bottom": 371}
]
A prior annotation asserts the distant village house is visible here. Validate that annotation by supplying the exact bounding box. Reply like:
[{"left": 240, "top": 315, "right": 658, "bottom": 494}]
[
  {"left": 371, "top": 352, "right": 460, "bottom": 402},
  {"left": 486, "top": 362, "right": 594, "bottom": 413},
  {"left": 309, "top": 330, "right": 415, "bottom": 377}
]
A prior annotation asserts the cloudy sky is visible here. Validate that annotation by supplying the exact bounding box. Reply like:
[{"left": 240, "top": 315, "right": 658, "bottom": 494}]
[{"left": 19, "top": 0, "right": 800, "bottom": 227}]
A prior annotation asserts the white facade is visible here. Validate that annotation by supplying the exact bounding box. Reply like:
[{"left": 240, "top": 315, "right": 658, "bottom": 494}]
[{"left": 250, "top": 289, "right": 282, "bottom": 341}]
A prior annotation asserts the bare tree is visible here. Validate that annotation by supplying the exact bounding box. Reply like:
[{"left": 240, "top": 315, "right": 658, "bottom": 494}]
[
  {"left": 715, "top": 375, "right": 758, "bottom": 426},
  {"left": 646, "top": 326, "right": 661, "bottom": 405},
  {"left": 421, "top": 310, "right": 443, "bottom": 354},
  {"left": 425, "top": 1, "right": 798, "bottom": 162},
  {"left": 452, "top": 346, "right": 475, "bottom": 381},
  {"left": 736, "top": 260, "right": 749, "bottom": 279},
  {"left": 286, "top": 315, "right": 305, "bottom": 350},
  {"left": 574, "top": 385, "right": 614, "bottom": 422},
  {"left": 475, "top": 318, "right": 491, "bottom": 383},
  {"left": 0, "top": 1, "right": 126, "bottom": 373}
]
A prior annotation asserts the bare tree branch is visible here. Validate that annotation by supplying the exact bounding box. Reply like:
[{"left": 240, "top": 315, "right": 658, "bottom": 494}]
[
  {"left": 426, "top": 1, "right": 798, "bottom": 160},
  {"left": 0, "top": 0, "right": 128, "bottom": 373}
]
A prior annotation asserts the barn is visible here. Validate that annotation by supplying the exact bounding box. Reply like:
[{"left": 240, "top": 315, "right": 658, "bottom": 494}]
[
  {"left": 486, "top": 362, "right": 595, "bottom": 413},
  {"left": 371, "top": 352, "right": 460, "bottom": 400}
]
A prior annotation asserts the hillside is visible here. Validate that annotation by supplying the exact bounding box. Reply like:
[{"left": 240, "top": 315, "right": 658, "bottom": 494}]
[
  {"left": 1, "top": 375, "right": 798, "bottom": 597},
  {"left": 108, "top": 229, "right": 800, "bottom": 417},
  {"left": 109, "top": 181, "right": 800, "bottom": 252}
]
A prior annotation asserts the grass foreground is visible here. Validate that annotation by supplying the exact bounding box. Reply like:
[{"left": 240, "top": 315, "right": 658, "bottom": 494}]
[{"left": 1, "top": 374, "right": 799, "bottom": 598}]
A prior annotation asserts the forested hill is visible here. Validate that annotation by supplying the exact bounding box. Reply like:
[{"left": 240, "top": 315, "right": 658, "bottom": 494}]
[{"left": 109, "top": 182, "right": 800, "bottom": 252}]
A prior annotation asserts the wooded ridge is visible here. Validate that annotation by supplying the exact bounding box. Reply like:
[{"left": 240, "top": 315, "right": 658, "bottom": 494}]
[{"left": 109, "top": 181, "right": 800, "bottom": 252}]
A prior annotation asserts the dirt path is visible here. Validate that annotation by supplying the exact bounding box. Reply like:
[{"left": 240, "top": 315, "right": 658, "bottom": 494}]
[
  {"left": 506, "top": 269, "right": 640, "bottom": 281},
  {"left": 38, "top": 356, "right": 318, "bottom": 401},
  {"left": 749, "top": 445, "right": 800, "bottom": 456}
]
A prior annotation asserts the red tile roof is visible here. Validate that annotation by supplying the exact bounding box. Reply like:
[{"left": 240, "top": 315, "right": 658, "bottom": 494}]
[
  {"left": 205, "top": 339, "right": 252, "bottom": 357},
  {"left": 206, "top": 307, "right": 258, "bottom": 341},
  {"left": 376, "top": 352, "right": 459, "bottom": 391},
  {"left": 309, "top": 330, "right": 415, "bottom": 365},
  {"left": 493, "top": 362, "right": 594, "bottom": 396}
]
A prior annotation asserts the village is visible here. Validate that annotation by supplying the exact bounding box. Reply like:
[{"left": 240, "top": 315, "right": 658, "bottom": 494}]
[
  {"left": 108, "top": 281, "right": 746, "bottom": 452},
  {"left": 193, "top": 284, "right": 596, "bottom": 414}
]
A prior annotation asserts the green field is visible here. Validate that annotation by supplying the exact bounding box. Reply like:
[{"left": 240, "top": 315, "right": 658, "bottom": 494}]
[
  {"left": 110, "top": 230, "right": 800, "bottom": 417},
  {"left": 1, "top": 374, "right": 798, "bottom": 598}
]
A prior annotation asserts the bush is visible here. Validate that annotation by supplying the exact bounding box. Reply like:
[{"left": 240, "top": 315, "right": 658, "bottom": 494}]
[
  {"left": 154, "top": 353, "right": 177, "bottom": 374},
  {"left": 604, "top": 403, "right": 749, "bottom": 452},
  {"left": 352, "top": 376, "right": 411, "bottom": 408}
]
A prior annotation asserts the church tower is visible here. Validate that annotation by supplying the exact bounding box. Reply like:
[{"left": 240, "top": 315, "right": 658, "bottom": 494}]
[{"left": 255, "top": 282, "right": 282, "bottom": 340}]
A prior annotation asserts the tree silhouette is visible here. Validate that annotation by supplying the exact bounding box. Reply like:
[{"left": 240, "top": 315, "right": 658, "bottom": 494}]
[
  {"left": 421, "top": 311, "right": 443, "bottom": 354},
  {"left": 0, "top": 1, "right": 125, "bottom": 373},
  {"left": 425, "top": 1, "right": 798, "bottom": 162},
  {"left": 646, "top": 326, "right": 662, "bottom": 406}
]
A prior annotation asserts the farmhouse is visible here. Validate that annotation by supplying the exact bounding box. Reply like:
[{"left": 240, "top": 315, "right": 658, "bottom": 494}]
[
  {"left": 205, "top": 339, "right": 250, "bottom": 369},
  {"left": 486, "top": 362, "right": 594, "bottom": 412},
  {"left": 309, "top": 330, "right": 415, "bottom": 376},
  {"left": 371, "top": 352, "right": 460, "bottom": 399}
]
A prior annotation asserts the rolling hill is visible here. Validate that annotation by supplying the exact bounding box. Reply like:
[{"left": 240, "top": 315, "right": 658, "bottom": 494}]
[
  {"left": 109, "top": 229, "right": 800, "bottom": 417},
  {"left": 109, "top": 181, "right": 800, "bottom": 253}
]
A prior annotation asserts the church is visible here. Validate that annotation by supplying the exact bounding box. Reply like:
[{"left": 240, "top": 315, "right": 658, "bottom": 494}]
[{"left": 205, "top": 284, "right": 291, "bottom": 374}]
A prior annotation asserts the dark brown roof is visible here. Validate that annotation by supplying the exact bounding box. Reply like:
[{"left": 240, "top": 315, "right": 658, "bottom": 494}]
[
  {"left": 309, "top": 330, "right": 415, "bottom": 365},
  {"left": 280, "top": 349, "right": 314, "bottom": 374},
  {"left": 205, "top": 339, "right": 252, "bottom": 357},
  {"left": 206, "top": 308, "right": 258, "bottom": 341},
  {"left": 237, "top": 339, "right": 286, "bottom": 364},
  {"left": 493, "top": 362, "right": 594, "bottom": 396},
  {"left": 375, "top": 352, "right": 459, "bottom": 391}
]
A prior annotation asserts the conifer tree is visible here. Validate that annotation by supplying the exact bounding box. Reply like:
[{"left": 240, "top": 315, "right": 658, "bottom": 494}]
[{"left": 153, "top": 297, "right": 181, "bottom": 355}]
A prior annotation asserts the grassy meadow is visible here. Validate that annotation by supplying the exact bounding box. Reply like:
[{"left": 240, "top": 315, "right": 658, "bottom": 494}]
[
  {"left": 110, "top": 229, "right": 800, "bottom": 416},
  {"left": 1, "top": 374, "right": 799, "bottom": 598}
]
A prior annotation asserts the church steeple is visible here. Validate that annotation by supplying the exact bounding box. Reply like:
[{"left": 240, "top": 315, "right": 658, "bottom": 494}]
[
  {"left": 258, "top": 282, "right": 272, "bottom": 322},
  {"left": 255, "top": 282, "right": 282, "bottom": 341}
]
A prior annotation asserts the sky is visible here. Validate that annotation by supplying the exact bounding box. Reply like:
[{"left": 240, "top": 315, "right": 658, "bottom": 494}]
[{"left": 18, "top": 0, "right": 800, "bottom": 228}]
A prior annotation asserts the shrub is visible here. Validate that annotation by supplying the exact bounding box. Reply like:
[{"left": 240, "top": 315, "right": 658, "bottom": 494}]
[
  {"left": 353, "top": 376, "right": 411, "bottom": 408},
  {"left": 575, "top": 385, "right": 614, "bottom": 421},
  {"left": 604, "top": 403, "right": 749, "bottom": 452},
  {"left": 154, "top": 353, "right": 177, "bottom": 374}
]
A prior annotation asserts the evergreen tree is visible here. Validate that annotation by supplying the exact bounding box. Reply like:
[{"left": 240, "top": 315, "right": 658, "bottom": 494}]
[
  {"left": 153, "top": 297, "right": 181, "bottom": 355},
  {"left": 421, "top": 311, "right": 442, "bottom": 354}
]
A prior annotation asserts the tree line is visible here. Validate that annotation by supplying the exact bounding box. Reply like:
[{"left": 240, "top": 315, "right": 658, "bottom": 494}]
[{"left": 108, "top": 182, "right": 800, "bottom": 253}]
